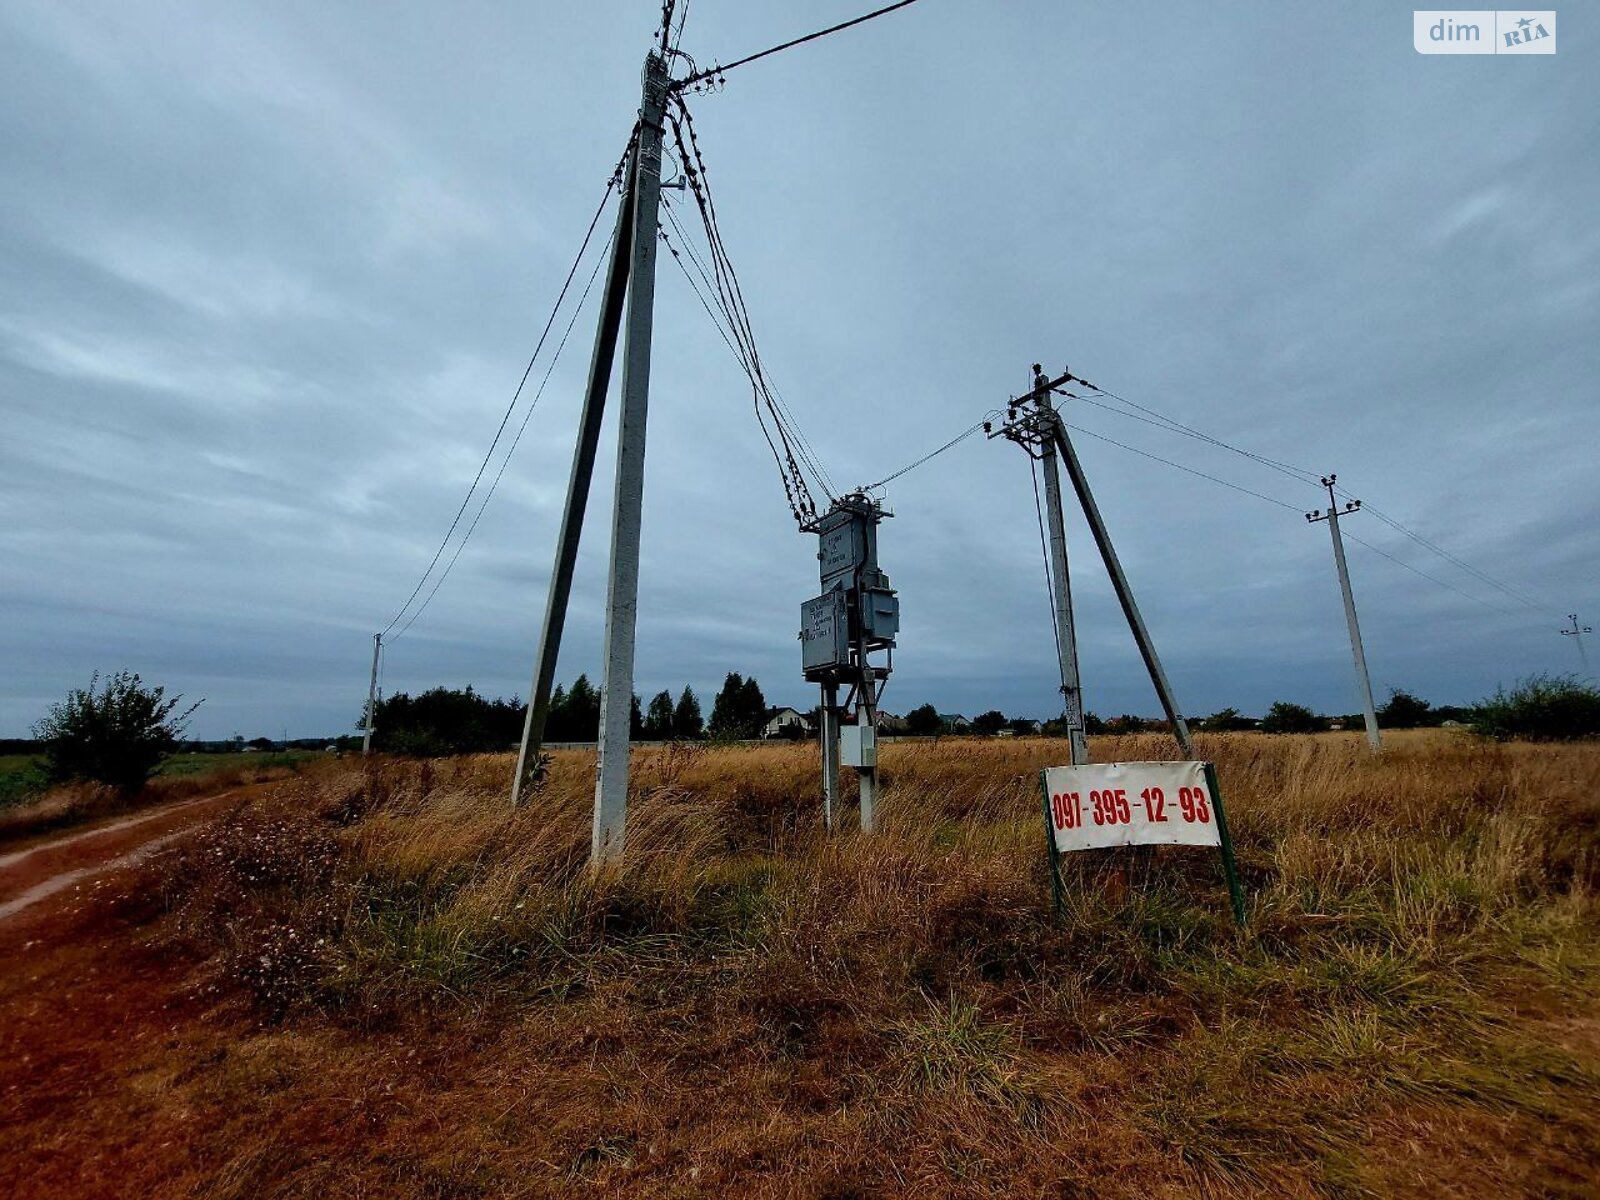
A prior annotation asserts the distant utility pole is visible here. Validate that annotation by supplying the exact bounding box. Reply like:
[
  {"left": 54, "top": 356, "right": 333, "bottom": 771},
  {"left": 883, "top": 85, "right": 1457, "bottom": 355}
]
[
  {"left": 1306, "top": 475, "right": 1380, "bottom": 752},
  {"left": 1561, "top": 613, "right": 1592, "bottom": 674},
  {"left": 362, "top": 632, "right": 381, "bottom": 756},
  {"left": 1032, "top": 367, "right": 1089, "bottom": 765},
  {"left": 510, "top": 52, "right": 670, "bottom": 868},
  {"left": 990, "top": 366, "right": 1193, "bottom": 758}
]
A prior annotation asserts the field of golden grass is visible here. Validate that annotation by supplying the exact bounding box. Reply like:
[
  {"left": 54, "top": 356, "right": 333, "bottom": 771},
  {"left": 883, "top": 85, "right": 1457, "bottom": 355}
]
[{"left": 6, "top": 730, "right": 1598, "bottom": 1198}]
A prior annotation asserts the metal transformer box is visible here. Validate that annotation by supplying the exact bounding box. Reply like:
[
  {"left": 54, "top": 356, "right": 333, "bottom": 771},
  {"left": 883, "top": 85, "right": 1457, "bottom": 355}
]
[
  {"left": 861, "top": 586, "right": 899, "bottom": 643},
  {"left": 801, "top": 590, "right": 851, "bottom": 677}
]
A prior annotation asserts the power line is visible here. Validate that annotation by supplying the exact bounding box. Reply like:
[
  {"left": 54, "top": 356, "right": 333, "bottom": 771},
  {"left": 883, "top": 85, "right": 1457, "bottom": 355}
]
[
  {"left": 673, "top": 0, "right": 926, "bottom": 92},
  {"left": 1331, "top": 491, "right": 1557, "bottom": 616},
  {"left": 661, "top": 200, "right": 839, "bottom": 498},
  {"left": 1066, "top": 375, "right": 1558, "bottom": 618},
  {"left": 380, "top": 151, "right": 630, "bottom": 638},
  {"left": 391, "top": 222, "right": 617, "bottom": 642},
  {"left": 1068, "top": 385, "right": 1321, "bottom": 488},
  {"left": 1064, "top": 421, "right": 1307, "bottom": 512},
  {"left": 1028, "top": 453, "right": 1065, "bottom": 683},
  {"left": 660, "top": 203, "right": 838, "bottom": 502},
  {"left": 667, "top": 99, "right": 833, "bottom": 522},
  {"left": 860, "top": 417, "right": 992, "bottom": 492},
  {"left": 1062, "top": 418, "right": 1525, "bottom": 618},
  {"left": 1340, "top": 530, "right": 1522, "bottom": 618}
]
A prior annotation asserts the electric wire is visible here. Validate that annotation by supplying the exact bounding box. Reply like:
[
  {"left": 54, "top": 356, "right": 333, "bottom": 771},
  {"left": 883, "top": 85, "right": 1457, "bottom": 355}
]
[
  {"left": 1340, "top": 530, "right": 1523, "bottom": 618},
  {"left": 1063, "top": 421, "right": 1307, "bottom": 513},
  {"left": 1068, "top": 386, "right": 1321, "bottom": 487},
  {"left": 1066, "top": 377, "right": 1556, "bottom": 616},
  {"left": 661, "top": 199, "right": 837, "bottom": 500},
  {"left": 661, "top": 199, "right": 838, "bottom": 498},
  {"left": 380, "top": 151, "right": 630, "bottom": 639},
  {"left": 1061, "top": 416, "right": 1525, "bottom": 618},
  {"left": 1028, "top": 454, "right": 1066, "bottom": 697},
  {"left": 671, "top": 103, "right": 830, "bottom": 510},
  {"left": 391, "top": 221, "right": 617, "bottom": 641},
  {"left": 860, "top": 417, "right": 992, "bottom": 492},
  {"left": 673, "top": 0, "right": 926, "bottom": 92},
  {"left": 667, "top": 100, "right": 833, "bottom": 521},
  {"left": 1333, "top": 492, "right": 1557, "bottom": 616}
]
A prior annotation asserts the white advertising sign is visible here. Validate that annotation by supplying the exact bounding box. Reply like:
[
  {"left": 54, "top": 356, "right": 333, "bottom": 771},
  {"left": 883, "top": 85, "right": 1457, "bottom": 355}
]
[{"left": 1042, "top": 760, "right": 1221, "bottom": 852}]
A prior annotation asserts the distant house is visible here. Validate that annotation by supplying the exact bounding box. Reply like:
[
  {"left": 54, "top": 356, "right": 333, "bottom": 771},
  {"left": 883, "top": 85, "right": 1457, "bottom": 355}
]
[
  {"left": 877, "top": 711, "right": 908, "bottom": 734},
  {"left": 762, "top": 707, "right": 813, "bottom": 739},
  {"left": 938, "top": 713, "right": 971, "bottom": 733}
]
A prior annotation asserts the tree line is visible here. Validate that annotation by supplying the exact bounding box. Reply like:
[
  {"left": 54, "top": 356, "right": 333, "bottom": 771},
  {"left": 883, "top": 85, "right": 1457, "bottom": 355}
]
[{"left": 368, "top": 672, "right": 779, "bottom": 756}]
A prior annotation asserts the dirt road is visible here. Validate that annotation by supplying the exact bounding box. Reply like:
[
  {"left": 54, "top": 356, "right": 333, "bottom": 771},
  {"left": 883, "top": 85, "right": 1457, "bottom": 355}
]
[{"left": 0, "top": 788, "right": 247, "bottom": 929}]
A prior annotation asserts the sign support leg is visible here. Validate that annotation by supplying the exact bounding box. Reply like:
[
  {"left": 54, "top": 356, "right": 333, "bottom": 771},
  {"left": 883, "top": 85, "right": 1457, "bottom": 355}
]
[
  {"left": 1204, "top": 763, "right": 1246, "bottom": 926},
  {"left": 1039, "top": 773, "right": 1065, "bottom": 918}
]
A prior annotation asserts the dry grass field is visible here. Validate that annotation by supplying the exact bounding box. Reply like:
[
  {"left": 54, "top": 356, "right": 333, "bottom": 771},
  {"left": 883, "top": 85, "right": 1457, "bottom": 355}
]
[{"left": 4, "top": 730, "right": 1598, "bottom": 1198}]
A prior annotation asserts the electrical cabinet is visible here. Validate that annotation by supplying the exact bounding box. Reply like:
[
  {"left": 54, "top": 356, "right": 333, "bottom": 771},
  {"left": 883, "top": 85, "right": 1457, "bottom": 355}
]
[{"left": 840, "top": 722, "right": 876, "bottom": 768}]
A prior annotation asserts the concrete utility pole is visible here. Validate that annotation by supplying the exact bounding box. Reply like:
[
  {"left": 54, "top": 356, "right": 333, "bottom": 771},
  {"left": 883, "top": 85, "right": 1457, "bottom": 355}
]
[
  {"left": 1032, "top": 367, "right": 1089, "bottom": 765},
  {"left": 362, "top": 633, "right": 381, "bottom": 756},
  {"left": 1561, "top": 613, "right": 1592, "bottom": 674},
  {"left": 511, "top": 150, "right": 639, "bottom": 808},
  {"left": 990, "top": 368, "right": 1194, "bottom": 758},
  {"left": 592, "top": 51, "right": 670, "bottom": 862},
  {"left": 1307, "top": 475, "right": 1381, "bottom": 752}
]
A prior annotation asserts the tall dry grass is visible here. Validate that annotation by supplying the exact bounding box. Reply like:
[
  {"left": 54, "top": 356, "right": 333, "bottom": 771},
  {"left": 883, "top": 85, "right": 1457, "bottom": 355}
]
[{"left": 156, "top": 730, "right": 1600, "bottom": 1195}]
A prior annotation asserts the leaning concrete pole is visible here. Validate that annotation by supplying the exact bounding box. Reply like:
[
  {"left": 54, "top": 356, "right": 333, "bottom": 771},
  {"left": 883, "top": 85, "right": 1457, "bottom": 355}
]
[
  {"left": 1049, "top": 416, "right": 1195, "bottom": 757},
  {"left": 1313, "top": 476, "right": 1381, "bottom": 752},
  {"left": 1033, "top": 368, "right": 1090, "bottom": 765},
  {"left": 510, "top": 154, "right": 638, "bottom": 807},
  {"left": 362, "top": 633, "right": 381, "bottom": 756},
  {"left": 592, "top": 53, "right": 669, "bottom": 863}
]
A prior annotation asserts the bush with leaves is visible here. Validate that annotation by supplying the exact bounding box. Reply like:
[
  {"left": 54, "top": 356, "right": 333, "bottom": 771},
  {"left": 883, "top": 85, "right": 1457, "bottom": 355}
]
[
  {"left": 1473, "top": 674, "right": 1600, "bottom": 742},
  {"left": 1377, "top": 689, "right": 1434, "bottom": 729},
  {"left": 1260, "top": 701, "right": 1327, "bottom": 734},
  {"left": 32, "top": 671, "right": 201, "bottom": 792}
]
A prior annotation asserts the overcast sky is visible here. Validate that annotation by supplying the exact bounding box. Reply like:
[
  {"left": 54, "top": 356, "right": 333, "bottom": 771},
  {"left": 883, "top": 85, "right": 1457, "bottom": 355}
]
[{"left": 2, "top": 1, "right": 1595, "bottom": 740}]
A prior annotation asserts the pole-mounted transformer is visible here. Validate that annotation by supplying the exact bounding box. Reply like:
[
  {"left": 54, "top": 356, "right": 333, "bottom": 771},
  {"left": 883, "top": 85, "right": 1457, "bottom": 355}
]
[{"left": 800, "top": 492, "right": 898, "bottom": 832}]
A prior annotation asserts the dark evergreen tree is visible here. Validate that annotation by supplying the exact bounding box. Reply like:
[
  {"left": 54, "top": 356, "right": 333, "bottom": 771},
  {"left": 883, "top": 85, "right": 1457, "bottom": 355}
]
[
  {"left": 645, "top": 690, "right": 675, "bottom": 739},
  {"left": 673, "top": 686, "right": 704, "bottom": 739}
]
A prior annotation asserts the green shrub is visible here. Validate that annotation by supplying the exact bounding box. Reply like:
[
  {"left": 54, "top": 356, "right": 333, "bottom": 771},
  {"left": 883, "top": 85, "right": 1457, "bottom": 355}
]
[
  {"left": 1473, "top": 674, "right": 1600, "bottom": 741},
  {"left": 1261, "top": 701, "right": 1327, "bottom": 734},
  {"left": 32, "top": 671, "right": 201, "bottom": 792}
]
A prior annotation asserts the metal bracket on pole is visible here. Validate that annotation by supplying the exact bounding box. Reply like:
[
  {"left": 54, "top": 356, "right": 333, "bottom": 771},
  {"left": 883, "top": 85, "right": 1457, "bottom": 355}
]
[{"left": 592, "top": 52, "right": 671, "bottom": 862}]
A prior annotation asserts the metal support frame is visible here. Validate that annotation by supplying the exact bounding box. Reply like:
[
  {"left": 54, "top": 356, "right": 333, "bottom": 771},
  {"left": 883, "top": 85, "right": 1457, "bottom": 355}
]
[
  {"left": 592, "top": 52, "right": 670, "bottom": 862},
  {"left": 362, "top": 632, "right": 381, "bottom": 756},
  {"left": 1307, "top": 475, "right": 1381, "bottom": 753}
]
